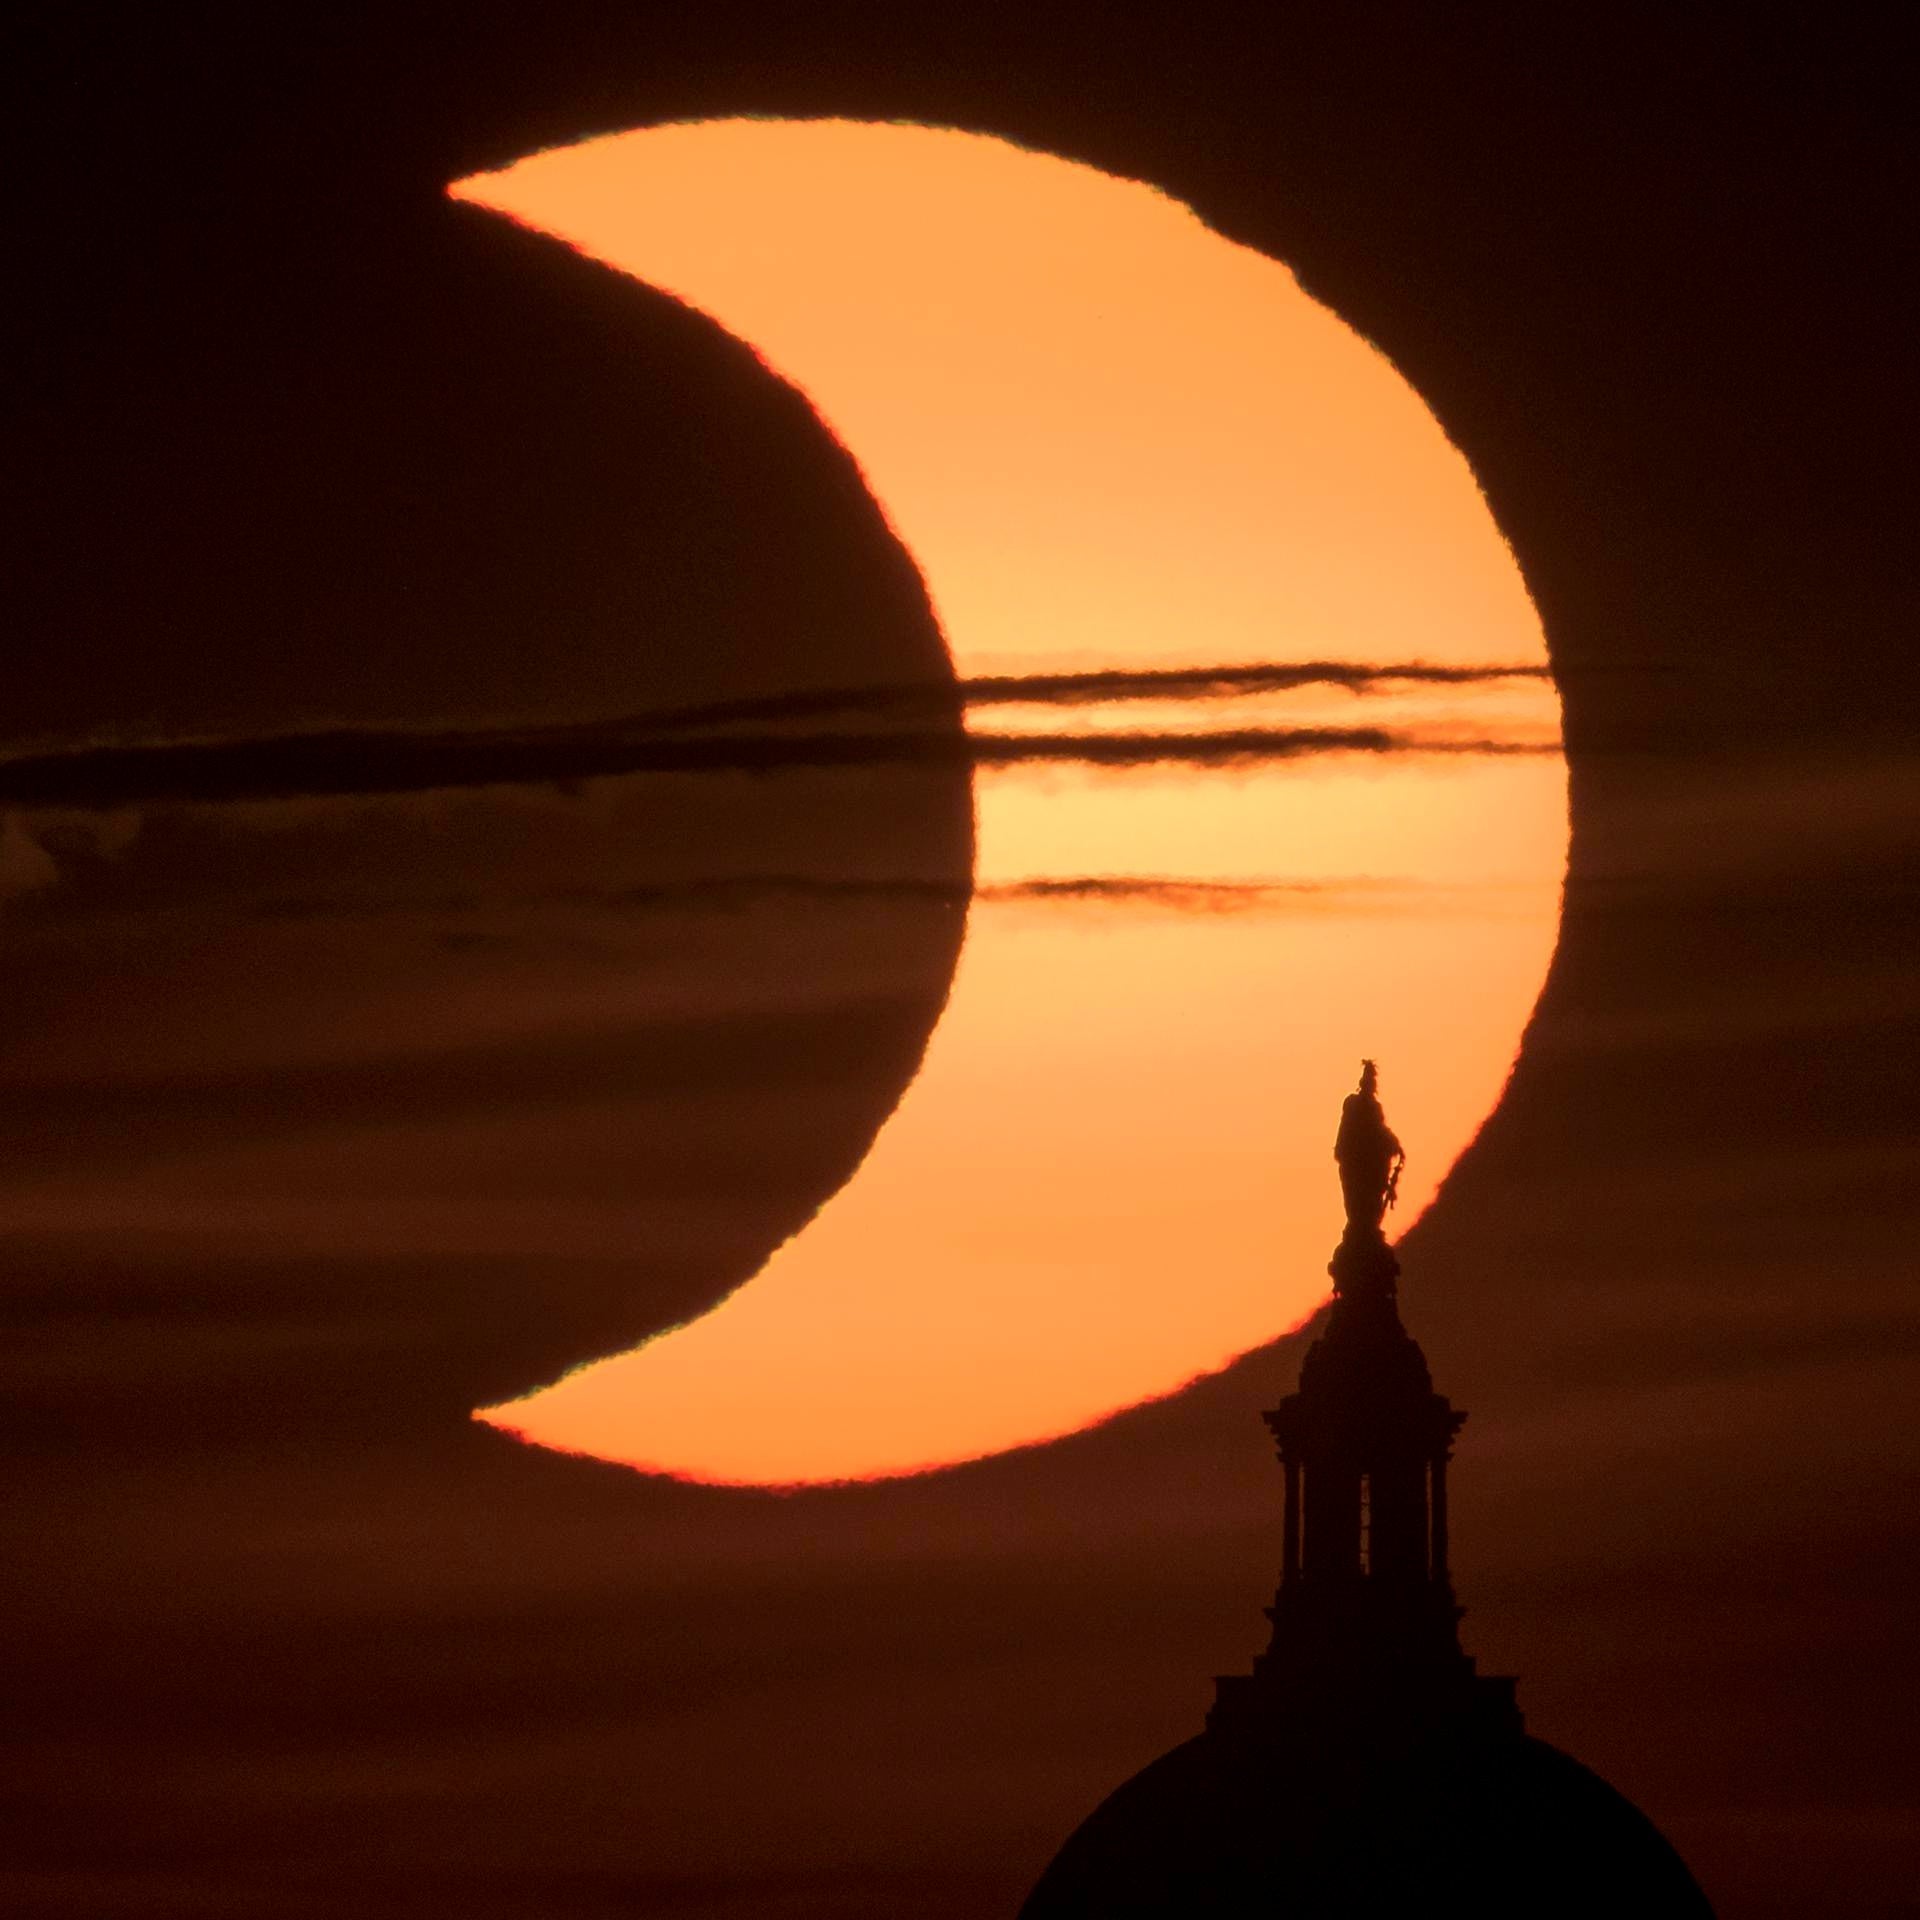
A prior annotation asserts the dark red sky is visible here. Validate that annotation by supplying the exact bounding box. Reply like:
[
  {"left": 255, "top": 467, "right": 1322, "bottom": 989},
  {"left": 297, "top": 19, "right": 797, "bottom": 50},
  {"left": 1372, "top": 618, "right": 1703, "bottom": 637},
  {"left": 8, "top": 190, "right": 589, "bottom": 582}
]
[{"left": 8, "top": 7, "right": 1917, "bottom": 1916}]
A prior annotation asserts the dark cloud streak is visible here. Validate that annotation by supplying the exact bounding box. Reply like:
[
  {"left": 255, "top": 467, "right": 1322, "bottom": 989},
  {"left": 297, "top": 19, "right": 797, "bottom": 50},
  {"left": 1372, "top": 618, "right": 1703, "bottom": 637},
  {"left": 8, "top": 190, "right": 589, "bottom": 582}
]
[
  {"left": 0, "top": 720, "right": 1555, "bottom": 812},
  {"left": 647, "top": 658, "right": 1553, "bottom": 732}
]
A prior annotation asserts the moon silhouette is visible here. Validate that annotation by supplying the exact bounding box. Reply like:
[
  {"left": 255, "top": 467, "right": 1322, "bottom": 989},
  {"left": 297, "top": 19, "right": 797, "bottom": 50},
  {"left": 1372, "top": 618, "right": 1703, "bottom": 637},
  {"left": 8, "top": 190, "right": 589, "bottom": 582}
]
[{"left": 453, "top": 119, "right": 1566, "bottom": 1485}]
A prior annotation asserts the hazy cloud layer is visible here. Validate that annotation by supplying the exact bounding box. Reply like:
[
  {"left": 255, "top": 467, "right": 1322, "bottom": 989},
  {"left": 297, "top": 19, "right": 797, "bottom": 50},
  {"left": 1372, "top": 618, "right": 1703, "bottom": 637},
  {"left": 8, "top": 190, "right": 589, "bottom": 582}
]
[
  {"left": 0, "top": 815, "right": 60, "bottom": 899},
  {"left": 238, "top": 872, "right": 1460, "bottom": 924}
]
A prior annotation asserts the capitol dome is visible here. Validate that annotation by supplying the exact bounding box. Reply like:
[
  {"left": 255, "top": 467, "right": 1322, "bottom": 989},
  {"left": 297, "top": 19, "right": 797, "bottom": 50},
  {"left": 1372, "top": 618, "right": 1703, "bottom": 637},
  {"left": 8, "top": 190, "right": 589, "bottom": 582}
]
[
  {"left": 1020, "top": 1070, "right": 1714, "bottom": 1917},
  {"left": 1022, "top": 1727, "right": 1712, "bottom": 1916}
]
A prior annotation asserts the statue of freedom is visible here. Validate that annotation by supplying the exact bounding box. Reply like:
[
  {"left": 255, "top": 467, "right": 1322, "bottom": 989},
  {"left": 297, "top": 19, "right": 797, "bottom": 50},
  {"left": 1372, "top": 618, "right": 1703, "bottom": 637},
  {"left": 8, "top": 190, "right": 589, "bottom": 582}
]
[{"left": 1334, "top": 1059, "right": 1405, "bottom": 1233}]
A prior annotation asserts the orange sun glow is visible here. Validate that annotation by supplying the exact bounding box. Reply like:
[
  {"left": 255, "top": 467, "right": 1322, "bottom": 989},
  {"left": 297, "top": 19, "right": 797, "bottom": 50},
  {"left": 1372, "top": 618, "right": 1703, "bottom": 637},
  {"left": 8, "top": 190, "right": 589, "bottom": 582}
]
[{"left": 450, "top": 119, "right": 1566, "bottom": 1484}]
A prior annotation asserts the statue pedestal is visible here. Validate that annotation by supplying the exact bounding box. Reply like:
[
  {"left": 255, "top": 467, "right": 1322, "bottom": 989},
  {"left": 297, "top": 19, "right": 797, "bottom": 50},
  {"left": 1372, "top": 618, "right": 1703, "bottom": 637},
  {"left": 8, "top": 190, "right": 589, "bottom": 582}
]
[{"left": 1328, "top": 1223, "right": 1399, "bottom": 1301}]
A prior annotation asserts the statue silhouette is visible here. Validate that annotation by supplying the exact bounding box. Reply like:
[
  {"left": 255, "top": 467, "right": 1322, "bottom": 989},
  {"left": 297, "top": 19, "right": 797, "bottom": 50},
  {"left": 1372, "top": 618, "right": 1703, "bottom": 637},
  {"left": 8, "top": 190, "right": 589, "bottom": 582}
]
[{"left": 1334, "top": 1059, "right": 1404, "bottom": 1232}]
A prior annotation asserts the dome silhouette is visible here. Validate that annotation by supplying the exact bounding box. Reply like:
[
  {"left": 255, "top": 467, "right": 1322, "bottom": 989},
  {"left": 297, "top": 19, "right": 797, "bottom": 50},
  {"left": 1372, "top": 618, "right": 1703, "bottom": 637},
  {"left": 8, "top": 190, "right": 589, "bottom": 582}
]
[
  {"left": 1020, "top": 1068, "right": 1714, "bottom": 1917},
  {"left": 1022, "top": 1729, "right": 1712, "bottom": 1916}
]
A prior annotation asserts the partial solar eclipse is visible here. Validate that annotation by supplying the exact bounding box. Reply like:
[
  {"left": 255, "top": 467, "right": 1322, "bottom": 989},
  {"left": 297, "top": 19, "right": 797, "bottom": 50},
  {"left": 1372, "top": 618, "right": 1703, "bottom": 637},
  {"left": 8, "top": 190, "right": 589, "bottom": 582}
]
[{"left": 452, "top": 119, "right": 1566, "bottom": 1484}]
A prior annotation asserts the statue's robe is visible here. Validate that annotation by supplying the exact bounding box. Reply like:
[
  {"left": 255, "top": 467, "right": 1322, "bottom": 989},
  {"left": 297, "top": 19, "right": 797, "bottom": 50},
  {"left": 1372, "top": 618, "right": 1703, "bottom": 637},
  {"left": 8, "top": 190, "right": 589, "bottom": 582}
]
[{"left": 1335, "top": 1090, "right": 1401, "bottom": 1227}]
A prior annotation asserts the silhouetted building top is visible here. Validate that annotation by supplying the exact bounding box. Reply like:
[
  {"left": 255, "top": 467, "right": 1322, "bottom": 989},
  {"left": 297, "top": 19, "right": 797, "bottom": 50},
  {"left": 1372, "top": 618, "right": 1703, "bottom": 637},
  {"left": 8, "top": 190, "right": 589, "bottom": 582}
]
[{"left": 1020, "top": 1066, "right": 1713, "bottom": 1917}]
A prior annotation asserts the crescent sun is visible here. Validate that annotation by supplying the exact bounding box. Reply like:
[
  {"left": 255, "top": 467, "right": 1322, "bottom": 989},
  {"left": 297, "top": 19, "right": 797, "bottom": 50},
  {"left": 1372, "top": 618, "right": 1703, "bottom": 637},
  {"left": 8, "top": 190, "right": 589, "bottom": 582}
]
[{"left": 450, "top": 119, "right": 1567, "bottom": 1485}]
